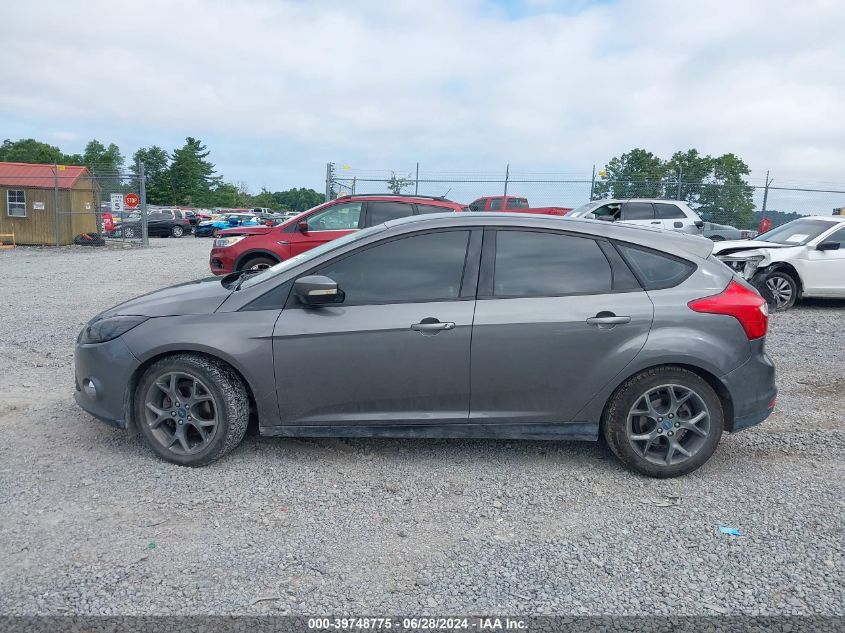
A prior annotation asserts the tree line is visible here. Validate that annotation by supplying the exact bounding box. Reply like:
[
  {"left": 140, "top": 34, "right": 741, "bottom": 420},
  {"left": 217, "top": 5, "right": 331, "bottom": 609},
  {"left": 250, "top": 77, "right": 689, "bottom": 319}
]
[
  {"left": 0, "top": 137, "right": 325, "bottom": 212},
  {"left": 593, "top": 148, "right": 756, "bottom": 227}
]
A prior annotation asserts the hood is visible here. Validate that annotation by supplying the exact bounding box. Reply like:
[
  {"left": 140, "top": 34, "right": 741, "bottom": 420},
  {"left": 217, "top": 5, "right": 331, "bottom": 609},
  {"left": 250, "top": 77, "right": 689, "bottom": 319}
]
[
  {"left": 712, "top": 239, "right": 795, "bottom": 256},
  {"left": 219, "top": 225, "right": 275, "bottom": 237},
  {"left": 95, "top": 277, "right": 232, "bottom": 320}
]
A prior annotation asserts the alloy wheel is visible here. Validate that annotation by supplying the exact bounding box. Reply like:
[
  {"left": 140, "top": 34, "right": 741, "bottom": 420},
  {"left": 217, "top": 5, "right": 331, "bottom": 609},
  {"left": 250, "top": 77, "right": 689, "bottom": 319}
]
[
  {"left": 626, "top": 384, "right": 711, "bottom": 466},
  {"left": 765, "top": 275, "right": 793, "bottom": 309},
  {"left": 143, "top": 372, "right": 219, "bottom": 455}
]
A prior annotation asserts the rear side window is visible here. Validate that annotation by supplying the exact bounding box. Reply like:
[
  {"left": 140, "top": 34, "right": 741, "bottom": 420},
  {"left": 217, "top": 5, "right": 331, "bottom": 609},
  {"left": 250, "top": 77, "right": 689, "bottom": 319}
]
[
  {"left": 615, "top": 243, "right": 694, "bottom": 290},
  {"left": 316, "top": 230, "right": 470, "bottom": 304},
  {"left": 621, "top": 202, "right": 654, "bottom": 220},
  {"left": 366, "top": 201, "right": 415, "bottom": 225},
  {"left": 493, "top": 231, "right": 612, "bottom": 297},
  {"left": 654, "top": 203, "right": 687, "bottom": 219},
  {"left": 489, "top": 198, "right": 502, "bottom": 210},
  {"left": 416, "top": 204, "right": 453, "bottom": 215},
  {"left": 506, "top": 198, "right": 529, "bottom": 209}
]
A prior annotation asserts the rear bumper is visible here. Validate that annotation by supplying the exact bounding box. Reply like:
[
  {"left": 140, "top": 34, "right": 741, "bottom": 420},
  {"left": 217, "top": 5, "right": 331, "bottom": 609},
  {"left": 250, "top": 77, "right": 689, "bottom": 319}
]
[
  {"left": 73, "top": 336, "right": 140, "bottom": 429},
  {"left": 721, "top": 339, "right": 777, "bottom": 432}
]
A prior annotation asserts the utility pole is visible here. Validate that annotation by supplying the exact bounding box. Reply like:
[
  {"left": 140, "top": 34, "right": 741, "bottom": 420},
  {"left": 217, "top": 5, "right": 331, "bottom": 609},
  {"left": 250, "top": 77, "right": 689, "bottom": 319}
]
[
  {"left": 676, "top": 165, "right": 684, "bottom": 200},
  {"left": 325, "top": 162, "right": 335, "bottom": 201},
  {"left": 761, "top": 170, "right": 772, "bottom": 215},
  {"left": 503, "top": 164, "right": 510, "bottom": 197},
  {"left": 589, "top": 164, "right": 596, "bottom": 200}
]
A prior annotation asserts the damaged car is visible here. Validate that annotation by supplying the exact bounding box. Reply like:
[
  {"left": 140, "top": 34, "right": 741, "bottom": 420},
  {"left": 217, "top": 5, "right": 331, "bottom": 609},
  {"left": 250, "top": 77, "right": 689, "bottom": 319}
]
[{"left": 713, "top": 216, "right": 845, "bottom": 310}]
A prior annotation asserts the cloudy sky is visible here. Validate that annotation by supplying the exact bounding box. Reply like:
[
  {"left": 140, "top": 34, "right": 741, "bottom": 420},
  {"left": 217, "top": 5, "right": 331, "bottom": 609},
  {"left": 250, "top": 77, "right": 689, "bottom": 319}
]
[{"left": 3, "top": 0, "right": 845, "bottom": 207}]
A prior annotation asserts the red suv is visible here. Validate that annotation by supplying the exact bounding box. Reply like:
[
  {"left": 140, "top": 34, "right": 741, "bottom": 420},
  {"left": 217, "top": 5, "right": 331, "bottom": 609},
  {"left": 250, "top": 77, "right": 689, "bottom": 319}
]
[{"left": 208, "top": 194, "right": 466, "bottom": 274}]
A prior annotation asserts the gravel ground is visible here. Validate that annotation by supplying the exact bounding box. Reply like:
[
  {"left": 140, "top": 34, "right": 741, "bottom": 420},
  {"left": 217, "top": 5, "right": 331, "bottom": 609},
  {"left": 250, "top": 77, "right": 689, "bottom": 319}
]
[{"left": 0, "top": 238, "right": 843, "bottom": 616}]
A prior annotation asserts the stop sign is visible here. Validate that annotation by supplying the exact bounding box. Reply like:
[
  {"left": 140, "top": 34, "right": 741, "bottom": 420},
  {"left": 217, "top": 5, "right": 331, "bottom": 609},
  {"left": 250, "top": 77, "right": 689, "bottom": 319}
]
[{"left": 125, "top": 193, "right": 140, "bottom": 209}]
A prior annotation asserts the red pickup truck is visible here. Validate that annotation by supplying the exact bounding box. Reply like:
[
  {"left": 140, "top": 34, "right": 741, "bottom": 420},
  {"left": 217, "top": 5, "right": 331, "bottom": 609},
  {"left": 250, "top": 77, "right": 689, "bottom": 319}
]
[{"left": 468, "top": 196, "right": 571, "bottom": 216}]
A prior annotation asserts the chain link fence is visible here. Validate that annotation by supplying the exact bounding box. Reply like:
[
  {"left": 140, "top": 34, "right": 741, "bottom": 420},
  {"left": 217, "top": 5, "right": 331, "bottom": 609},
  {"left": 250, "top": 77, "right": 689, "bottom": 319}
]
[{"left": 326, "top": 164, "right": 845, "bottom": 230}]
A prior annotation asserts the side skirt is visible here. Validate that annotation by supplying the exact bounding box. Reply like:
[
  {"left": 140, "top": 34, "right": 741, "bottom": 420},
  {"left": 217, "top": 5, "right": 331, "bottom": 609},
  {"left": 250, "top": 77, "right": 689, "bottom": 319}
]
[{"left": 259, "top": 422, "right": 599, "bottom": 441}]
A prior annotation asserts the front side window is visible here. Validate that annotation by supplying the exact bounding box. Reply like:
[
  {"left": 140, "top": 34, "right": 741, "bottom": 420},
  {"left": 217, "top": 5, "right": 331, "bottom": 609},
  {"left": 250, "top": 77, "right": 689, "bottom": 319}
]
[
  {"left": 316, "top": 230, "right": 470, "bottom": 304},
  {"left": 7, "top": 190, "right": 26, "bottom": 217},
  {"left": 489, "top": 198, "right": 502, "bottom": 210},
  {"left": 616, "top": 243, "right": 694, "bottom": 289},
  {"left": 306, "top": 202, "right": 362, "bottom": 231},
  {"left": 822, "top": 226, "right": 845, "bottom": 247},
  {"left": 621, "top": 202, "right": 655, "bottom": 220},
  {"left": 416, "top": 203, "right": 453, "bottom": 215},
  {"left": 590, "top": 203, "right": 621, "bottom": 219},
  {"left": 493, "top": 231, "right": 613, "bottom": 297},
  {"left": 365, "top": 201, "right": 415, "bottom": 226},
  {"left": 654, "top": 203, "right": 687, "bottom": 219}
]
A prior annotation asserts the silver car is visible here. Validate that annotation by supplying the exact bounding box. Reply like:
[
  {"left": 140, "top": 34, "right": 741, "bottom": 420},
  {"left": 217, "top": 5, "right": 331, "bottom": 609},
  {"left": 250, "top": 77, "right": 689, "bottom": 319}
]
[{"left": 74, "top": 214, "right": 776, "bottom": 477}]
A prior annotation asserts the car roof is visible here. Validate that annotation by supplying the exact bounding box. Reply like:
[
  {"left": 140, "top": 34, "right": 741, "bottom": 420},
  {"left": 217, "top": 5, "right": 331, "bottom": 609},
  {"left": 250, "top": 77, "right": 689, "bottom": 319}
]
[
  {"left": 383, "top": 212, "right": 714, "bottom": 260},
  {"left": 586, "top": 198, "right": 688, "bottom": 205},
  {"left": 334, "top": 194, "right": 460, "bottom": 205}
]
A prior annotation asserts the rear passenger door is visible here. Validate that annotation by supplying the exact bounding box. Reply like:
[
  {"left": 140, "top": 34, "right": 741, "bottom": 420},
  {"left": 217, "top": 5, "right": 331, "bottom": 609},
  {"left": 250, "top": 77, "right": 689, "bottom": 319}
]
[
  {"left": 469, "top": 230, "right": 654, "bottom": 425},
  {"left": 653, "top": 202, "right": 690, "bottom": 232}
]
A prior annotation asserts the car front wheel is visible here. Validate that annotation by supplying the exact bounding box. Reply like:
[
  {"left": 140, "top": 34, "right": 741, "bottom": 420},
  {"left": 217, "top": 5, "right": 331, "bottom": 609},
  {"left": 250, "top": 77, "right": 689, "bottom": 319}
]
[
  {"left": 603, "top": 367, "right": 724, "bottom": 478},
  {"left": 171, "top": 225, "right": 185, "bottom": 238},
  {"left": 763, "top": 270, "right": 798, "bottom": 311},
  {"left": 240, "top": 256, "right": 278, "bottom": 271},
  {"left": 134, "top": 354, "right": 249, "bottom": 466}
]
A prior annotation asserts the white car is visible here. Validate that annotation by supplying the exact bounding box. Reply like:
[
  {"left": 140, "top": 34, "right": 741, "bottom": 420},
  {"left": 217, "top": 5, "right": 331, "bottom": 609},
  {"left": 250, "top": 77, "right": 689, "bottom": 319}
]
[
  {"left": 713, "top": 216, "right": 845, "bottom": 310},
  {"left": 568, "top": 198, "right": 704, "bottom": 234}
]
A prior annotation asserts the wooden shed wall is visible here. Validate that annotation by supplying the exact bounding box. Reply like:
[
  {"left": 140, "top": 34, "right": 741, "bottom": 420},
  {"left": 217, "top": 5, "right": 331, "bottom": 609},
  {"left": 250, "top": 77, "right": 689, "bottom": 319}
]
[{"left": 0, "top": 183, "right": 96, "bottom": 245}]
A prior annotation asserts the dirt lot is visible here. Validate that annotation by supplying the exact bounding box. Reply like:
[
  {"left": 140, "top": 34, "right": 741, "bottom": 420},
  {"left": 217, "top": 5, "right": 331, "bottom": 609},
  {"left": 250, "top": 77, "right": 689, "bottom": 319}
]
[{"left": 0, "top": 238, "right": 843, "bottom": 616}]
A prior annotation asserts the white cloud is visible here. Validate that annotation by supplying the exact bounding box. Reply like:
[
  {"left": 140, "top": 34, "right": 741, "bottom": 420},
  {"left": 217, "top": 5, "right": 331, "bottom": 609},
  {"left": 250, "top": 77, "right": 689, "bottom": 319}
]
[{"left": 2, "top": 0, "right": 845, "bottom": 200}]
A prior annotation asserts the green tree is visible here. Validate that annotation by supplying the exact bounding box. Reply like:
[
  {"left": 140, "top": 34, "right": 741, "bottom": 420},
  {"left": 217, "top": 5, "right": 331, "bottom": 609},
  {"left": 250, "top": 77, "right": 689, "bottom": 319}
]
[
  {"left": 0, "top": 138, "right": 80, "bottom": 165},
  {"left": 592, "top": 149, "right": 666, "bottom": 199},
  {"left": 386, "top": 171, "right": 414, "bottom": 195},
  {"left": 697, "top": 153, "right": 755, "bottom": 228},
  {"left": 167, "top": 137, "right": 219, "bottom": 206},
  {"left": 251, "top": 188, "right": 277, "bottom": 210},
  {"left": 664, "top": 149, "right": 713, "bottom": 207},
  {"left": 270, "top": 188, "right": 325, "bottom": 211},
  {"left": 82, "top": 139, "right": 124, "bottom": 174},
  {"left": 132, "top": 146, "right": 171, "bottom": 204}
]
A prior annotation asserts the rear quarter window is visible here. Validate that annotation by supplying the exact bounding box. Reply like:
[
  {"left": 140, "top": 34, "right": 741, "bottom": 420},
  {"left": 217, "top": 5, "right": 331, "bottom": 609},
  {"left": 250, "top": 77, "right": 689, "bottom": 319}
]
[{"left": 614, "top": 243, "right": 694, "bottom": 290}]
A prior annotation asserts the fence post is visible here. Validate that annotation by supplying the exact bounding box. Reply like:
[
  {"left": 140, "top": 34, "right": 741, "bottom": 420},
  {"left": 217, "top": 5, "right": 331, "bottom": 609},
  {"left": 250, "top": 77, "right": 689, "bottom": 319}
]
[
  {"left": 352, "top": 177, "right": 356, "bottom": 195},
  {"left": 589, "top": 164, "right": 596, "bottom": 199},
  {"left": 503, "top": 164, "right": 510, "bottom": 196},
  {"left": 139, "top": 162, "right": 149, "bottom": 247},
  {"left": 415, "top": 162, "right": 419, "bottom": 196},
  {"left": 53, "top": 163, "right": 60, "bottom": 246},
  {"left": 325, "top": 162, "right": 333, "bottom": 201},
  {"left": 676, "top": 165, "right": 683, "bottom": 200}
]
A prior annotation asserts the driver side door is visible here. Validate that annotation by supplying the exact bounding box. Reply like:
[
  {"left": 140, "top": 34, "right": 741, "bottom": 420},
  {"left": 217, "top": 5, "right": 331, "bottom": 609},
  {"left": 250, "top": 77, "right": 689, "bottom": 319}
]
[
  {"left": 289, "top": 201, "right": 363, "bottom": 257},
  {"left": 803, "top": 226, "right": 845, "bottom": 296}
]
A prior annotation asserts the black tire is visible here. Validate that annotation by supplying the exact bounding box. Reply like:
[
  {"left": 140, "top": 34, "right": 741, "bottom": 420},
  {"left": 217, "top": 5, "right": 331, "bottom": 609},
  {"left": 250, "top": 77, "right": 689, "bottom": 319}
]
[
  {"left": 603, "top": 366, "right": 724, "bottom": 478},
  {"left": 239, "top": 255, "right": 278, "bottom": 271},
  {"left": 763, "top": 270, "right": 798, "bottom": 311},
  {"left": 171, "top": 225, "right": 185, "bottom": 238},
  {"left": 73, "top": 232, "right": 105, "bottom": 246},
  {"left": 709, "top": 235, "right": 725, "bottom": 241},
  {"left": 134, "top": 354, "right": 249, "bottom": 467},
  {"left": 123, "top": 226, "right": 137, "bottom": 239}
]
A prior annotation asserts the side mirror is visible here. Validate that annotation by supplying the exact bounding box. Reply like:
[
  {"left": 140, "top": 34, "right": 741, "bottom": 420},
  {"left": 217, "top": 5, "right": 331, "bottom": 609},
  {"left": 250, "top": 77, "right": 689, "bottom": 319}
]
[
  {"left": 594, "top": 214, "right": 614, "bottom": 222},
  {"left": 694, "top": 220, "right": 704, "bottom": 229},
  {"left": 817, "top": 241, "right": 841, "bottom": 251},
  {"left": 298, "top": 221, "right": 309, "bottom": 232},
  {"left": 294, "top": 275, "right": 344, "bottom": 306}
]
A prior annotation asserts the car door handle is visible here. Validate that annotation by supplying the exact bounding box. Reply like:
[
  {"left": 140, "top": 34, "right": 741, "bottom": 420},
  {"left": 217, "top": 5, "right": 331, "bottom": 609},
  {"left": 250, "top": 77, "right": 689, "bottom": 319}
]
[
  {"left": 650, "top": 221, "right": 662, "bottom": 224},
  {"left": 586, "top": 314, "right": 631, "bottom": 327},
  {"left": 411, "top": 319, "right": 456, "bottom": 333}
]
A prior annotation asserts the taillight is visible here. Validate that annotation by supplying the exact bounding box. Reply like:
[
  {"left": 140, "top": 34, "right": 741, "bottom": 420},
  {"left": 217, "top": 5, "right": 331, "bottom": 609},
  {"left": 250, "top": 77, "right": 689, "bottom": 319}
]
[{"left": 688, "top": 280, "right": 768, "bottom": 340}]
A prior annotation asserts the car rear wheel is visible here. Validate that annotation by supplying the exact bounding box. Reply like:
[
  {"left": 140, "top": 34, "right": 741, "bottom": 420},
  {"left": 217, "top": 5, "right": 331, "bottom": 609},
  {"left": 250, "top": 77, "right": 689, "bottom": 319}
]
[
  {"left": 764, "top": 270, "right": 798, "bottom": 311},
  {"left": 241, "top": 256, "right": 278, "bottom": 271},
  {"left": 603, "top": 367, "right": 723, "bottom": 478},
  {"left": 171, "top": 225, "right": 185, "bottom": 238},
  {"left": 134, "top": 354, "right": 249, "bottom": 467}
]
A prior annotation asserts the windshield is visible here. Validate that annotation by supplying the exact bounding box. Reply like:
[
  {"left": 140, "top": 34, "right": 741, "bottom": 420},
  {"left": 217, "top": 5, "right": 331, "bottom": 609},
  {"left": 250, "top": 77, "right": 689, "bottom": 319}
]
[
  {"left": 568, "top": 202, "right": 600, "bottom": 217},
  {"left": 753, "top": 218, "right": 834, "bottom": 245},
  {"left": 239, "top": 225, "right": 386, "bottom": 289}
]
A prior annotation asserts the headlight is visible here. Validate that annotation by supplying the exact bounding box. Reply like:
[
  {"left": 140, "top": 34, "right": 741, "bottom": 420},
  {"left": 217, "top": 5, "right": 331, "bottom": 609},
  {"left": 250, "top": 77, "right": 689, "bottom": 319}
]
[
  {"left": 213, "top": 236, "right": 246, "bottom": 248},
  {"left": 78, "top": 315, "right": 149, "bottom": 344},
  {"left": 718, "top": 254, "right": 764, "bottom": 279}
]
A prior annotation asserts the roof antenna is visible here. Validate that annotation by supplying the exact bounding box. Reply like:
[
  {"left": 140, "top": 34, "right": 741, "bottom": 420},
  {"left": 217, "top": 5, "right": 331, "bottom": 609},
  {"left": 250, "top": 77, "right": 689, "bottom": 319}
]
[{"left": 439, "top": 188, "right": 451, "bottom": 200}]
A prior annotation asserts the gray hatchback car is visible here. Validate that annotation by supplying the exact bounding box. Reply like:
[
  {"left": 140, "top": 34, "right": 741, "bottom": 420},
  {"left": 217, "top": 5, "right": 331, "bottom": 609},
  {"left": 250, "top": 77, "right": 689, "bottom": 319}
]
[{"left": 74, "top": 214, "right": 776, "bottom": 477}]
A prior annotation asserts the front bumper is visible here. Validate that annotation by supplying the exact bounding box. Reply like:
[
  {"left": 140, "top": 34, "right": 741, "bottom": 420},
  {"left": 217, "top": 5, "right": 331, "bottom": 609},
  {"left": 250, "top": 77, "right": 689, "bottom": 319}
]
[
  {"left": 721, "top": 339, "right": 777, "bottom": 432},
  {"left": 209, "top": 246, "right": 236, "bottom": 275},
  {"left": 73, "top": 336, "right": 141, "bottom": 429}
]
